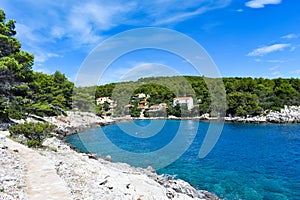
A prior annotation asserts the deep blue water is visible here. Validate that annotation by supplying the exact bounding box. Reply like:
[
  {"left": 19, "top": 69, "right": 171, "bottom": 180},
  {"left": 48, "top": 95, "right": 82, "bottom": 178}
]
[{"left": 66, "top": 120, "right": 300, "bottom": 200}]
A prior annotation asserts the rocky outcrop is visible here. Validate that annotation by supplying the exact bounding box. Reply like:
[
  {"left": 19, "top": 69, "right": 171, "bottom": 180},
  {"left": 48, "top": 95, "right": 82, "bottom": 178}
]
[
  {"left": 265, "top": 105, "right": 300, "bottom": 123},
  {"left": 0, "top": 132, "right": 27, "bottom": 200},
  {"left": 224, "top": 105, "right": 300, "bottom": 123},
  {"left": 43, "top": 111, "right": 116, "bottom": 135}
]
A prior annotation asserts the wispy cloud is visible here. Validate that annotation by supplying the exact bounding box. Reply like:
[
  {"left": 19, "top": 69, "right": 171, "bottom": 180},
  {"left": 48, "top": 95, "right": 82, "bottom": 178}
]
[
  {"left": 290, "top": 46, "right": 296, "bottom": 52},
  {"left": 269, "top": 65, "right": 281, "bottom": 77},
  {"left": 281, "top": 33, "right": 298, "bottom": 39},
  {"left": 34, "top": 52, "right": 61, "bottom": 63},
  {"left": 15, "top": 23, "right": 63, "bottom": 65},
  {"left": 269, "top": 65, "right": 280, "bottom": 71},
  {"left": 254, "top": 58, "right": 286, "bottom": 63},
  {"left": 151, "top": 0, "right": 231, "bottom": 25},
  {"left": 66, "top": 1, "right": 134, "bottom": 45},
  {"left": 247, "top": 43, "right": 291, "bottom": 56},
  {"left": 4, "top": 0, "right": 232, "bottom": 62},
  {"left": 291, "top": 69, "right": 300, "bottom": 74},
  {"left": 121, "top": 62, "right": 179, "bottom": 81},
  {"left": 32, "top": 65, "right": 53, "bottom": 74},
  {"left": 245, "top": 0, "right": 282, "bottom": 8}
]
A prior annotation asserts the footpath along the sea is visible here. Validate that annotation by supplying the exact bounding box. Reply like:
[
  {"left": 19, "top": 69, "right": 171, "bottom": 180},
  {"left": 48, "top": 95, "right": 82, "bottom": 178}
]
[{"left": 1, "top": 128, "right": 220, "bottom": 199}]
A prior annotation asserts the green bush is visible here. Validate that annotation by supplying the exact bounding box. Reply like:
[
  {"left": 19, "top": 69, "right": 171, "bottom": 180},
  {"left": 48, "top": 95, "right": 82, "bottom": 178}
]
[
  {"left": 7, "top": 108, "right": 25, "bottom": 120},
  {"left": 26, "top": 140, "right": 41, "bottom": 147},
  {"left": 9, "top": 122, "right": 56, "bottom": 147}
]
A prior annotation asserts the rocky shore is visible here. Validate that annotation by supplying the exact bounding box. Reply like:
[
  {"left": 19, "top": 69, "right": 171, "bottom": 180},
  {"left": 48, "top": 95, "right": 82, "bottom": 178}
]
[
  {"left": 39, "top": 137, "right": 220, "bottom": 200},
  {"left": 135, "top": 105, "right": 300, "bottom": 124},
  {"left": 0, "top": 130, "right": 220, "bottom": 200},
  {"left": 0, "top": 132, "right": 27, "bottom": 200},
  {"left": 2, "top": 105, "right": 299, "bottom": 199},
  {"left": 43, "top": 111, "right": 116, "bottom": 135},
  {"left": 224, "top": 105, "right": 300, "bottom": 123}
]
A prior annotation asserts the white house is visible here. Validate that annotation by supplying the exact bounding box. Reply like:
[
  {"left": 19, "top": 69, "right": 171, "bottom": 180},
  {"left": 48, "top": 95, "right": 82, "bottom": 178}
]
[
  {"left": 96, "top": 97, "right": 113, "bottom": 105},
  {"left": 133, "top": 93, "right": 151, "bottom": 101},
  {"left": 173, "top": 97, "right": 194, "bottom": 110}
]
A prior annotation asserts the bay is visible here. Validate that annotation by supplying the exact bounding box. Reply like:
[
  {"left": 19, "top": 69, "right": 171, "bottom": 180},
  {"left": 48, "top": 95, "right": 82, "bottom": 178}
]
[{"left": 67, "top": 120, "right": 300, "bottom": 200}]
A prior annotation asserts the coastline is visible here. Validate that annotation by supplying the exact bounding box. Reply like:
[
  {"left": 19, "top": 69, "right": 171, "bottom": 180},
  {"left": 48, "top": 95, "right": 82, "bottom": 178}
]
[
  {"left": 32, "top": 105, "right": 300, "bottom": 138},
  {"left": 1, "top": 112, "right": 221, "bottom": 200},
  {"left": 126, "top": 105, "right": 300, "bottom": 124},
  {"left": 2, "top": 105, "right": 299, "bottom": 199}
]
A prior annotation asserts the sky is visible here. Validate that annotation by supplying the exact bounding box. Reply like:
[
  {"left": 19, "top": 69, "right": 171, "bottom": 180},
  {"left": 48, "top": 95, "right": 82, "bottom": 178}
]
[{"left": 0, "top": 0, "right": 300, "bottom": 84}]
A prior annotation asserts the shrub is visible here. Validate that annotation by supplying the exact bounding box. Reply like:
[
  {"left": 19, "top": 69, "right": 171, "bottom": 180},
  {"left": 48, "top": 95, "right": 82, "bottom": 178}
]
[
  {"left": 9, "top": 122, "right": 56, "bottom": 147},
  {"left": 26, "top": 140, "right": 41, "bottom": 147}
]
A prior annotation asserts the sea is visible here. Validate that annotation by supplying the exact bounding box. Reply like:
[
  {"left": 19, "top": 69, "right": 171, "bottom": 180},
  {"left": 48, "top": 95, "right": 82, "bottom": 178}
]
[{"left": 66, "top": 120, "right": 300, "bottom": 200}]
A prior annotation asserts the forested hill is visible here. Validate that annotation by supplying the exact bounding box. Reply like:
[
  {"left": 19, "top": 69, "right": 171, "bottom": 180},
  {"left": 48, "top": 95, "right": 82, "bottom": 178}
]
[
  {"left": 95, "top": 76, "right": 300, "bottom": 117},
  {"left": 0, "top": 9, "right": 73, "bottom": 124}
]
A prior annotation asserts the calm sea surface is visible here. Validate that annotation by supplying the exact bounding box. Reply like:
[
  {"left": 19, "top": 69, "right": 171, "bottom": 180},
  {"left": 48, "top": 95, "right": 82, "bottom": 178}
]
[{"left": 67, "top": 120, "right": 300, "bottom": 200}]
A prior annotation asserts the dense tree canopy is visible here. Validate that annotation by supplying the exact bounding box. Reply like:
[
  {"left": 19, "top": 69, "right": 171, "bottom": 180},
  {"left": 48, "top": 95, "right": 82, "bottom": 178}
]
[
  {"left": 0, "top": 9, "right": 73, "bottom": 124},
  {"left": 0, "top": 9, "right": 34, "bottom": 122},
  {"left": 95, "top": 76, "right": 300, "bottom": 117}
]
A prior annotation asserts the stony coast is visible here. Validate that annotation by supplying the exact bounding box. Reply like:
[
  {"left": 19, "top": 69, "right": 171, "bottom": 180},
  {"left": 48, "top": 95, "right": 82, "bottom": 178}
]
[
  {"left": 1, "top": 105, "right": 299, "bottom": 199},
  {"left": 0, "top": 111, "right": 220, "bottom": 200},
  {"left": 224, "top": 105, "right": 300, "bottom": 123}
]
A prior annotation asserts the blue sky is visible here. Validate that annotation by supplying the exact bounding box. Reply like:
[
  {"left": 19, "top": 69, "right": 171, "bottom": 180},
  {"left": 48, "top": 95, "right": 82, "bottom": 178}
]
[{"left": 0, "top": 0, "right": 299, "bottom": 84}]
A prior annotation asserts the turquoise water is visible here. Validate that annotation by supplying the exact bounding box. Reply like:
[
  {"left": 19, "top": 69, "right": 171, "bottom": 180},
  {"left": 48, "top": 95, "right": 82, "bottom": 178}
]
[{"left": 67, "top": 120, "right": 300, "bottom": 200}]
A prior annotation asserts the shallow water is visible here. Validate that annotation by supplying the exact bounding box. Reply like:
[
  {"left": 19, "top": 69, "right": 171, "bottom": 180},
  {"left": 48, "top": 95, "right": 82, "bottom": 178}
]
[{"left": 67, "top": 120, "right": 300, "bottom": 199}]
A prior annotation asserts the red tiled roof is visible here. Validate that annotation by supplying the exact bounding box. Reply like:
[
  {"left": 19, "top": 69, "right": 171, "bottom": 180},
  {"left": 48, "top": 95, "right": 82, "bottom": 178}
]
[{"left": 124, "top": 104, "right": 134, "bottom": 108}]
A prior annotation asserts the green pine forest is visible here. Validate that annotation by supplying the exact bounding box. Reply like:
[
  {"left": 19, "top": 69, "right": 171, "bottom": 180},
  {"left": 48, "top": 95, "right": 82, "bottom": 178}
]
[{"left": 1, "top": 8, "right": 300, "bottom": 124}]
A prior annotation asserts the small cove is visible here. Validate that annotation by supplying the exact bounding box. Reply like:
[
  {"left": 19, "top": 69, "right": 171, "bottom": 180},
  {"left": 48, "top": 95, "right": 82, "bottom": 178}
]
[{"left": 67, "top": 120, "right": 300, "bottom": 200}]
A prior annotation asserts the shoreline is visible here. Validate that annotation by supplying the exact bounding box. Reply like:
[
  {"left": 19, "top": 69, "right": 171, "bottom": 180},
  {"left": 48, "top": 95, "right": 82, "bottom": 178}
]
[
  {"left": 1, "top": 130, "right": 220, "bottom": 200},
  {"left": 134, "top": 105, "right": 300, "bottom": 124},
  {"left": 2, "top": 111, "right": 221, "bottom": 199},
  {"left": 2, "top": 105, "right": 299, "bottom": 199},
  {"left": 3, "top": 105, "right": 299, "bottom": 136},
  {"left": 27, "top": 104, "right": 299, "bottom": 138}
]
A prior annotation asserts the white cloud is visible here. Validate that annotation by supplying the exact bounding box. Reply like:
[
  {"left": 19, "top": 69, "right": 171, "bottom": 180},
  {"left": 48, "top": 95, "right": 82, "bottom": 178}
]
[
  {"left": 247, "top": 43, "right": 291, "bottom": 56},
  {"left": 66, "top": 1, "right": 134, "bottom": 45},
  {"left": 151, "top": 0, "right": 231, "bottom": 25},
  {"left": 291, "top": 69, "right": 300, "bottom": 74},
  {"left": 51, "top": 27, "right": 65, "bottom": 39},
  {"left": 34, "top": 52, "right": 61, "bottom": 63},
  {"left": 268, "top": 65, "right": 281, "bottom": 77},
  {"left": 254, "top": 58, "right": 262, "bottom": 62},
  {"left": 14, "top": 23, "right": 63, "bottom": 64},
  {"left": 269, "top": 65, "right": 279, "bottom": 71},
  {"left": 281, "top": 33, "right": 298, "bottom": 39},
  {"left": 120, "top": 62, "right": 179, "bottom": 81},
  {"left": 32, "top": 65, "right": 52, "bottom": 74},
  {"left": 255, "top": 59, "right": 286, "bottom": 63},
  {"left": 271, "top": 71, "right": 281, "bottom": 76},
  {"left": 3, "top": 0, "right": 232, "bottom": 73},
  {"left": 9, "top": 0, "right": 232, "bottom": 47},
  {"left": 98, "top": 67, "right": 132, "bottom": 85},
  {"left": 267, "top": 59, "right": 286, "bottom": 63},
  {"left": 245, "top": 0, "right": 281, "bottom": 8}
]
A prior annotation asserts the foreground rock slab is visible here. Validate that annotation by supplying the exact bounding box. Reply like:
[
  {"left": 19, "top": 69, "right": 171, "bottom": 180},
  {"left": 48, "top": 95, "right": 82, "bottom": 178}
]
[
  {"left": 1, "top": 131, "right": 220, "bottom": 200},
  {"left": 0, "top": 131, "right": 72, "bottom": 200},
  {"left": 40, "top": 137, "right": 220, "bottom": 200}
]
